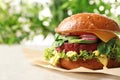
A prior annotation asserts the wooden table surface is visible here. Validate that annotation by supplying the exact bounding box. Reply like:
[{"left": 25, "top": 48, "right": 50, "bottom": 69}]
[{"left": 0, "top": 45, "right": 120, "bottom": 80}]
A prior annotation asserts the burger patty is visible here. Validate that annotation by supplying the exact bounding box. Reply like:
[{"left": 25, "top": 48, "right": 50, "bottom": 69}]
[{"left": 56, "top": 43, "right": 97, "bottom": 53}]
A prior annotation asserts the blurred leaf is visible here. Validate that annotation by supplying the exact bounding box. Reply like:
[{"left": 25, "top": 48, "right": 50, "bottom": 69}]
[{"left": 0, "top": 0, "right": 120, "bottom": 45}]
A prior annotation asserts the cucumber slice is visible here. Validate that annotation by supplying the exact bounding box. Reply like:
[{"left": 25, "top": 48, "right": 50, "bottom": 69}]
[
  {"left": 57, "top": 35, "right": 79, "bottom": 41},
  {"left": 68, "top": 39, "right": 96, "bottom": 43},
  {"left": 67, "top": 36, "right": 79, "bottom": 40}
]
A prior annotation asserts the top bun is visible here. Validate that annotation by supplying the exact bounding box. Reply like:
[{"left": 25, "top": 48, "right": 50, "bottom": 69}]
[
  {"left": 55, "top": 13, "right": 120, "bottom": 42},
  {"left": 55, "top": 13, "right": 120, "bottom": 33}
]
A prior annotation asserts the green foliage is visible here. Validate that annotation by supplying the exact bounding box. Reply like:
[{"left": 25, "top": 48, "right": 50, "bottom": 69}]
[
  {"left": 0, "top": 1, "right": 50, "bottom": 44},
  {"left": 0, "top": 0, "right": 120, "bottom": 44}
]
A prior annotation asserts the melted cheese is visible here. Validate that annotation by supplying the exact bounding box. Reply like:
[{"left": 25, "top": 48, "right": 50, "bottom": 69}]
[
  {"left": 93, "top": 50, "right": 100, "bottom": 56},
  {"left": 86, "top": 30, "right": 117, "bottom": 42},
  {"left": 93, "top": 50, "right": 108, "bottom": 69},
  {"left": 98, "top": 54, "right": 108, "bottom": 69},
  {"left": 66, "top": 51, "right": 77, "bottom": 58}
]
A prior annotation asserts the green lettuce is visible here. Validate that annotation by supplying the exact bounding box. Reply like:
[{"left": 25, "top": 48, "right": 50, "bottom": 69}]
[
  {"left": 111, "top": 39, "right": 120, "bottom": 61},
  {"left": 52, "top": 33, "right": 97, "bottom": 47},
  {"left": 52, "top": 33, "right": 67, "bottom": 47},
  {"left": 44, "top": 47, "right": 95, "bottom": 61},
  {"left": 52, "top": 33, "right": 85, "bottom": 47},
  {"left": 98, "top": 38, "right": 120, "bottom": 61},
  {"left": 45, "top": 34, "right": 120, "bottom": 63},
  {"left": 79, "top": 50, "right": 95, "bottom": 60},
  {"left": 98, "top": 38, "right": 115, "bottom": 55},
  {"left": 44, "top": 47, "right": 54, "bottom": 60}
]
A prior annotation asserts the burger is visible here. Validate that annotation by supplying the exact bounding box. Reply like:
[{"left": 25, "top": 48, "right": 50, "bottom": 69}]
[{"left": 44, "top": 13, "right": 120, "bottom": 70}]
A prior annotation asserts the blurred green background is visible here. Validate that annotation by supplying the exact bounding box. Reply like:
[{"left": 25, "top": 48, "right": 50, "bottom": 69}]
[{"left": 0, "top": 0, "right": 120, "bottom": 45}]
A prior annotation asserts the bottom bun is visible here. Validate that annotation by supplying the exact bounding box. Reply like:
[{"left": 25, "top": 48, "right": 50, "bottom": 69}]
[{"left": 59, "top": 58, "right": 120, "bottom": 70}]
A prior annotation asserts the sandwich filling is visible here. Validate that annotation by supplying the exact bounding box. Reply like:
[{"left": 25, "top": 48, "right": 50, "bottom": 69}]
[{"left": 44, "top": 33, "right": 120, "bottom": 68}]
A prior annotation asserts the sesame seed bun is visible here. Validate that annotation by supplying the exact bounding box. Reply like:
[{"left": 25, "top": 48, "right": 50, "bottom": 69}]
[{"left": 55, "top": 13, "right": 120, "bottom": 42}]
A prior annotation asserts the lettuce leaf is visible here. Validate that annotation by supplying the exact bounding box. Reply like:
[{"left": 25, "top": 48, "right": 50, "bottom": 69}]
[
  {"left": 79, "top": 50, "right": 95, "bottom": 60},
  {"left": 98, "top": 38, "right": 115, "bottom": 55},
  {"left": 111, "top": 38, "right": 120, "bottom": 61},
  {"left": 44, "top": 48, "right": 54, "bottom": 60},
  {"left": 44, "top": 48, "right": 67, "bottom": 61},
  {"left": 52, "top": 40, "right": 65, "bottom": 47},
  {"left": 44, "top": 47, "right": 95, "bottom": 61},
  {"left": 52, "top": 34, "right": 67, "bottom": 47},
  {"left": 52, "top": 33, "right": 81, "bottom": 47},
  {"left": 98, "top": 38, "right": 120, "bottom": 61}
]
